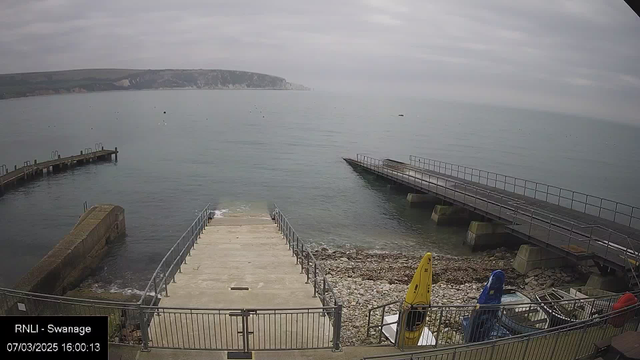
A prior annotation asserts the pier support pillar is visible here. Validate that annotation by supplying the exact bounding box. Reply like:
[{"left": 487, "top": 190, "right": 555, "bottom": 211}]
[
  {"left": 585, "top": 273, "right": 627, "bottom": 293},
  {"left": 464, "top": 221, "right": 510, "bottom": 250},
  {"left": 512, "top": 244, "right": 572, "bottom": 274},
  {"left": 431, "top": 205, "right": 470, "bottom": 226},
  {"left": 406, "top": 193, "right": 438, "bottom": 207}
]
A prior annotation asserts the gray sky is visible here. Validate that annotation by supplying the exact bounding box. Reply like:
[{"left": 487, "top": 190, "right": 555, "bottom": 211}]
[{"left": 1, "top": 0, "right": 639, "bottom": 124}]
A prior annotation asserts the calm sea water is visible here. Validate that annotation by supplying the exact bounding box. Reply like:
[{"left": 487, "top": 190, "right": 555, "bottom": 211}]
[{"left": 1, "top": 90, "right": 639, "bottom": 291}]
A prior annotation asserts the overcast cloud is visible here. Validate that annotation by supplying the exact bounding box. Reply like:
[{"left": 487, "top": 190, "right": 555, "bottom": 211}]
[{"left": 1, "top": 0, "right": 639, "bottom": 123}]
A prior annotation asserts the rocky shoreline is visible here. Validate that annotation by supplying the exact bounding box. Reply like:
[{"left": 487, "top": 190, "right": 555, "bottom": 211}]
[{"left": 312, "top": 247, "right": 591, "bottom": 346}]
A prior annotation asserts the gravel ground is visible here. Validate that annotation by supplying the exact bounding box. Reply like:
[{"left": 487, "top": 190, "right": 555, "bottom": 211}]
[{"left": 312, "top": 247, "right": 591, "bottom": 346}]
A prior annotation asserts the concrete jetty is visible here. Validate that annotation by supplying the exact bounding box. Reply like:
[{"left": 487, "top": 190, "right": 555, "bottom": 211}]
[
  {"left": 147, "top": 211, "right": 332, "bottom": 351},
  {"left": 345, "top": 154, "right": 640, "bottom": 290},
  {"left": 160, "top": 213, "right": 318, "bottom": 308}
]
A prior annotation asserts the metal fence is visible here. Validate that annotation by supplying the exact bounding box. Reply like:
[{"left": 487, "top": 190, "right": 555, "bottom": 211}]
[
  {"left": 366, "top": 290, "right": 640, "bottom": 350},
  {"left": 354, "top": 155, "right": 640, "bottom": 274},
  {"left": 272, "top": 204, "right": 343, "bottom": 350},
  {"left": 409, "top": 155, "right": 640, "bottom": 230},
  {"left": 0, "top": 287, "right": 339, "bottom": 352},
  {"left": 0, "top": 287, "right": 144, "bottom": 345},
  {"left": 143, "top": 305, "right": 337, "bottom": 351},
  {"left": 362, "top": 302, "right": 640, "bottom": 360},
  {"left": 139, "top": 204, "right": 211, "bottom": 306},
  {"left": 272, "top": 204, "right": 342, "bottom": 309},
  {"left": 0, "top": 204, "right": 343, "bottom": 353}
]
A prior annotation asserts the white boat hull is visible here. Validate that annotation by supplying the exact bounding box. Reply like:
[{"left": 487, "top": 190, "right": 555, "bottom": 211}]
[{"left": 381, "top": 314, "right": 436, "bottom": 346}]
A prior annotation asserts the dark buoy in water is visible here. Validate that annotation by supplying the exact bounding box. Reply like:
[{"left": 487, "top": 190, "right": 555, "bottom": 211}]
[
  {"left": 163, "top": 111, "right": 166, "bottom": 114},
  {"left": 398, "top": 114, "right": 404, "bottom": 117}
]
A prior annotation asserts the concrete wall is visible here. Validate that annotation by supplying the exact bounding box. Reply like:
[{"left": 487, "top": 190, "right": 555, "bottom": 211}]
[{"left": 14, "top": 204, "right": 125, "bottom": 295}]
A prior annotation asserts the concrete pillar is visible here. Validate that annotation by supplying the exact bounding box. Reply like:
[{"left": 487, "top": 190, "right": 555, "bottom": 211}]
[
  {"left": 406, "top": 193, "right": 438, "bottom": 207},
  {"left": 431, "top": 205, "right": 470, "bottom": 226},
  {"left": 464, "top": 221, "right": 510, "bottom": 250},
  {"left": 513, "top": 244, "right": 572, "bottom": 274},
  {"left": 585, "top": 273, "right": 627, "bottom": 293}
]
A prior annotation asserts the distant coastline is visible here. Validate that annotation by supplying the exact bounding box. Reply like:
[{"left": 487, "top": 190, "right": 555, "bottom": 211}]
[{"left": 0, "top": 68, "right": 310, "bottom": 100}]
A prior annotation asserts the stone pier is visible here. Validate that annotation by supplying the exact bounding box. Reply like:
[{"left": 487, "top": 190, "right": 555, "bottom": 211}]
[
  {"left": 430, "top": 205, "right": 470, "bottom": 226},
  {"left": 464, "top": 221, "right": 510, "bottom": 250},
  {"left": 14, "top": 204, "right": 125, "bottom": 296},
  {"left": 512, "top": 244, "right": 573, "bottom": 274},
  {"left": 406, "top": 193, "right": 438, "bottom": 207},
  {"left": 585, "top": 273, "right": 628, "bottom": 293}
]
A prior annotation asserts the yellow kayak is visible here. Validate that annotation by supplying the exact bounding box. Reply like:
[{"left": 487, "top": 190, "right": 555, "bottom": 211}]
[{"left": 401, "top": 252, "right": 432, "bottom": 346}]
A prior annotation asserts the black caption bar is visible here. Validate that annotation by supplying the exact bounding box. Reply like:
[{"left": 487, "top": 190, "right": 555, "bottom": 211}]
[{"left": 1, "top": 316, "right": 108, "bottom": 360}]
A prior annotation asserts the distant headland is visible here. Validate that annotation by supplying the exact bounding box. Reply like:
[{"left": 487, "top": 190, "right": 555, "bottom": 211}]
[{"left": 0, "top": 68, "right": 310, "bottom": 100}]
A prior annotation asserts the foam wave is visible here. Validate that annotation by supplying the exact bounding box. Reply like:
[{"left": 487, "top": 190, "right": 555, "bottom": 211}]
[
  {"left": 90, "top": 283, "right": 160, "bottom": 298},
  {"left": 213, "top": 209, "right": 229, "bottom": 218}
]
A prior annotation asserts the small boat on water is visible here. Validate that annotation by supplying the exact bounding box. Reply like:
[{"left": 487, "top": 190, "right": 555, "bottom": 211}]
[{"left": 499, "top": 289, "right": 550, "bottom": 334}]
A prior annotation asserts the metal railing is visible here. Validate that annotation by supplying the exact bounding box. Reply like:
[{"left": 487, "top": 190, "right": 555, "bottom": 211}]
[
  {"left": 1, "top": 203, "right": 342, "bottom": 353},
  {"left": 273, "top": 204, "right": 342, "bottom": 309},
  {"left": 272, "top": 204, "right": 343, "bottom": 350},
  {"left": 140, "top": 204, "right": 211, "bottom": 306},
  {"left": 409, "top": 155, "right": 640, "bottom": 230},
  {"left": 354, "top": 155, "right": 640, "bottom": 271},
  {"left": 143, "top": 305, "right": 337, "bottom": 351},
  {"left": 0, "top": 287, "right": 144, "bottom": 345},
  {"left": 0, "top": 286, "right": 339, "bottom": 352},
  {"left": 366, "top": 290, "right": 640, "bottom": 349},
  {"left": 362, "top": 301, "right": 640, "bottom": 360}
]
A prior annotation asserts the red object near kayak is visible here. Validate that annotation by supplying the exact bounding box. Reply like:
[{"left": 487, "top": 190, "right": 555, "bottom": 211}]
[{"left": 607, "top": 292, "right": 638, "bottom": 328}]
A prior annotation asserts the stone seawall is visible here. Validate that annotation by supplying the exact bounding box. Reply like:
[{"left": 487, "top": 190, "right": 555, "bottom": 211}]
[{"left": 14, "top": 204, "right": 125, "bottom": 295}]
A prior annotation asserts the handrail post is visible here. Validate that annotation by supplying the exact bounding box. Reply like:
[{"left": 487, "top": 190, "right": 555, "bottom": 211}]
[
  {"left": 312, "top": 262, "right": 317, "bottom": 297},
  {"left": 153, "top": 279, "right": 158, "bottom": 299},
  {"left": 332, "top": 304, "right": 343, "bottom": 352},
  {"left": 299, "top": 241, "right": 304, "bottom": 273},
  {"left": 139, "top": 306, "right": 150, "bottom": 351},
  {"left": 396, "top": 305, "right": 407, "bottom": 351},
  {"left": 164, "top": 275, "right": 169, "bottom": 297},
  {"left": 322, "top": 277, "right": 327, "bottom": 307},
  {"left": 305, "top": 249, "right": 310, "bottom": 283}
]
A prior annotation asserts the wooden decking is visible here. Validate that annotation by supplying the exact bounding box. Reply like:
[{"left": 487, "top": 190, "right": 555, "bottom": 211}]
[{"left": 0, "top": 149, "right": 117, "bottom": 196}]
